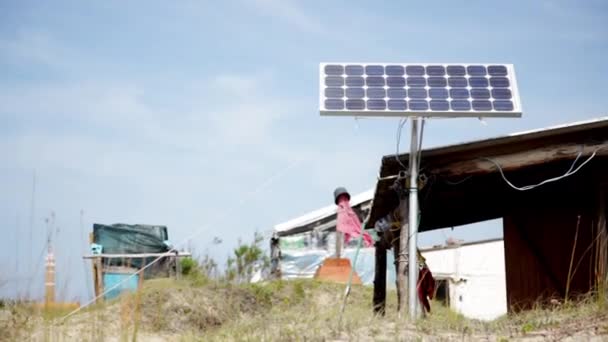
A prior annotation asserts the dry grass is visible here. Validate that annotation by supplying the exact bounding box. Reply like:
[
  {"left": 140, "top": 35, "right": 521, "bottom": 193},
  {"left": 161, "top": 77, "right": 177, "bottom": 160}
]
[{"left": 1, "top": 279, "right": 607, "bottom": 341}]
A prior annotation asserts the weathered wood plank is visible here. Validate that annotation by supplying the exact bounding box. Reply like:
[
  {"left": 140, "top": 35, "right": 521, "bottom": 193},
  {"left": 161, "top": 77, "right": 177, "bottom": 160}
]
[
  {"left": 83, "top": 252, "right": 191, "bottom": 259},
  {"left": 433, "top": 142, "right": 608, "bottom": 177}
]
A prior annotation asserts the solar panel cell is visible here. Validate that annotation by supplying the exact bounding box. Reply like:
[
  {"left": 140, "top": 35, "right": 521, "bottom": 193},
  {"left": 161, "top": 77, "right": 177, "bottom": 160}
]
[
  {"left": 325, "top": 99, "right": 345, "bottom": 110},
  {"left": 426, "top": 65, "right": 446, "bottom": 76},
  {"left": 345, "top": 77, "right": 364, "bottom": 87},
  {"left": 325, "top": 65, "right": 344, "bottom": 75},
  {"left": 345, "top": 65, "right": 364, "bottom": 75},
  {"left": 365, "top": 65, "right": 384, "bottom": 75},
  {"left": 408, "top": 88, "right": 427, "bottom": 99},
  {"left": 470, "top": 88, "right": 491, "bottom": 99},
  {"left": 325, "top": 87, "right": 344, "bottom": 98},
  {"left": 450, "top": 88, "right": 469, "bottom": 99},
  {"left": 490, "top": 77, "right": 510, "bottom": 87},
  {"left": 387, "top": 88, "right": 407, "bottom": 99},
  {"left": 493, "top": 100, "right": 514, "bottom": 111},
  {"left": 448, "top": 77, "right": 467, "bottom": 88},
  {"left": 385, "top": 65, "right": 405, "bottom": 76},
  {"left": 366, "top": 76, "right": 385, "bottom": 87},
  {"left": 409, "top": 100, "right": 429, "bottom": 111},
  {"left": 467, "top": 65, "right": 486, "bottom": 76},
  {"left": 345, "top": 88, "right": 365, "bottom": 99},
  {"left": 488, "top": 65, "right": 507, "bottom": 76},
  {"left": 325, "top": 76, "right": 344, "bottom": 87},
  {"left": 387, "top": 77, "right": 406, "bottom": 87},
  {"left": 430, "top": 100, "right": 449, "bottom": 111},
  {"left": 491, "top": 88, "right": 512, "bottom": 99},
  {"left": 407, "top": 77, "right": 426, "bottom": 87},
  {"left": 469, "top": 77, "right": 489, "bottom": 88},
  {"left": 406, "top": 65, "right": 425, "bottom": 76},
  {"left": 345, "top": 99, "right": 365, "bottom": 110},
  {"left": 447, "top": 65, "right": 466, "bottom": 76},
  {"left": 429, "top": 88, "right": 448, "bottom": 99},
  {"left": 472, "top": 100, "right": 492, "bottom": 111},
  {"left": 428, "top": 77, "right": 447, "bottom": 87},
  {"left": 388, "top": 100, "right": 407, "bottom": 110},
  {"left": 367, "top": 87, "right": 386, "bottom": 99},
  {"left": 367, "top": 99, "right": 386, "bottom": 110},
  {"left": 450, "top": 100, "right": 471, "bottom": 111}
]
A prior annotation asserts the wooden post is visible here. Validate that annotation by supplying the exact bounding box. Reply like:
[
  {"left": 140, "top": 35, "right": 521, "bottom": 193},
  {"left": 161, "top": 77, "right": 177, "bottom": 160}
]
[
  {"left": 90, "top": 233, "right": 97, "bottom": 299},
  {"left": 137, "top": 265, "right": 144, "bottom": 291},
  {"left": 397, "top": 197, "right": 409, "bottom": 317},
  {"left": 596, "top": 185, "right": 607, "bottom": 288},
  {"left": 176, "top": 255, "right": 182, "bottom": 280},
  {"left": 373, "top": 239, "right": 387, "bottom": 315},
  {"left": 95, "top": 257, "right": 104, "bottom": 303}
]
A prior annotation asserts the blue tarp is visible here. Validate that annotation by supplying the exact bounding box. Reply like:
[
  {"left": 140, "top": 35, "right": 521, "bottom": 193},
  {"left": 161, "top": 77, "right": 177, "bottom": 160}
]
[{"left": 103, "top": 273, "right": 140, "bottom": 300}]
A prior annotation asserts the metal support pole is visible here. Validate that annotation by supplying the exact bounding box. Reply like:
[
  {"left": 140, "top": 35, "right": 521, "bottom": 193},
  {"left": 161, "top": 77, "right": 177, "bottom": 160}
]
[
  {"left": 408, "top": 117, "right": 420, "bottom": 320},
  {"left": 335, "top": 231, "right": 343, "bottom": 258},
  {"left": 397, "top": 198, "right": 409, "bottom": 317}
]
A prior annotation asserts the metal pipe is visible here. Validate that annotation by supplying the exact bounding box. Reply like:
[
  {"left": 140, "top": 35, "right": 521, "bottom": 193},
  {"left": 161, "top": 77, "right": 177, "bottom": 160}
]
[
  {"left": 408, "top": 117, "right": 420, "bottom": 320},
  {"left": 397, "top": 196, "right": 409, "bottom": 317},
  {"left": 335, "top": 231, "right": 343, "bottom": 258}
]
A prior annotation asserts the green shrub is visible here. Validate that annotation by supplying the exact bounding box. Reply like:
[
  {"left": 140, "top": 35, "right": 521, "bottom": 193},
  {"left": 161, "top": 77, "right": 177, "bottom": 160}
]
[{"left": 181, "top": 257, "right": 198, "bottom": 276}]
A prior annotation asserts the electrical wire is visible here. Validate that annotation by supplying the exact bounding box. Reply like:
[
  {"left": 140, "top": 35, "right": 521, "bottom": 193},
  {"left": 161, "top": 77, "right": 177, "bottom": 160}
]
[
  {"left": 417, "top": 119, "right": 425, "bottom": 170},
  {"left": 395, "top": 118, "right": 408, "bottom": 170},
  {"left": 483, "top": 146, "right": 604, "bottom": 191},
  {"left": 443, "top": 175, "right": 473, "bottom": 186}
]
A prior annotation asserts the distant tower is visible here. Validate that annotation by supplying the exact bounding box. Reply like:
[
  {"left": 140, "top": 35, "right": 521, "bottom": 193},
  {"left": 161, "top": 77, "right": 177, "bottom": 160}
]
[{"left": 45, "top": 242, "right": 55, "bottom": 306}]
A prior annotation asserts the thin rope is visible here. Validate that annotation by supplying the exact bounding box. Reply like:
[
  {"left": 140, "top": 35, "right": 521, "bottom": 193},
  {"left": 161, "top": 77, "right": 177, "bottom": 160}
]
[
  {"left": 338, "top": 218, "right": 367, "bottom": 326},
  {"left": 58, "top": 158, "right": 304, "bottom": 323}
]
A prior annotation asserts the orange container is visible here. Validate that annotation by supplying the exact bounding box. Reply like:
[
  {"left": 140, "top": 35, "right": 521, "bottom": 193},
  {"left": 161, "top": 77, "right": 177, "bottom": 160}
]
[{"left": 314, "top": 258, "right": 362, "bottom": 284}]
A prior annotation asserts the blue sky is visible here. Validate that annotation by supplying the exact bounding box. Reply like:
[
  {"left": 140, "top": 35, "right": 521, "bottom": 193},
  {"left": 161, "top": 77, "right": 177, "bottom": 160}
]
[{"left": 1, "top": 0, "right": 607, "bottom": 302}]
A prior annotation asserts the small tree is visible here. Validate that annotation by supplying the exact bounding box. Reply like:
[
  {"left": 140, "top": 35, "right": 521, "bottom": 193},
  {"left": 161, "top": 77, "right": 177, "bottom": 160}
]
[{"left": 226, "top": 232, "right": 269, "bottom": 283}]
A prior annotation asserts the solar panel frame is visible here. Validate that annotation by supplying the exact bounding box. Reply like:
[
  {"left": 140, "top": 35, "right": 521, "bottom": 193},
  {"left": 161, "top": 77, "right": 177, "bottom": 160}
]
[{"left": 319, "top": 62, "right": 522, "bottom": 118}]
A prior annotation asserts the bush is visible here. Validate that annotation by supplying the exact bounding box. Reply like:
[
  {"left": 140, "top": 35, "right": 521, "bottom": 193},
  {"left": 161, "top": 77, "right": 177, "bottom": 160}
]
[{"left": 180, "top": 257, "right": 198, "bottom": 276}]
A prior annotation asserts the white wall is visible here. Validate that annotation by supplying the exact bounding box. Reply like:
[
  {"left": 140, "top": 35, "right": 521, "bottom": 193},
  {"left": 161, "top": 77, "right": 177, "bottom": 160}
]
[{"left": 422, "top": 240, "right": 507, "bottom": 321}]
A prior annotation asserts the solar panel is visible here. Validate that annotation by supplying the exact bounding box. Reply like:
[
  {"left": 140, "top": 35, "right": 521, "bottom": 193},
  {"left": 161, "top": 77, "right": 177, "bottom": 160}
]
[{"left": 319, "top": 63, "right": 522, "bottom": 118}]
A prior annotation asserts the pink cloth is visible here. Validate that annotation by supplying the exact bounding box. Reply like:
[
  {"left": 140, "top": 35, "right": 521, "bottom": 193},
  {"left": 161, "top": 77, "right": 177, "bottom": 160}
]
[{"left": 336, "top": 197, "right": 373, "bottom": 247}]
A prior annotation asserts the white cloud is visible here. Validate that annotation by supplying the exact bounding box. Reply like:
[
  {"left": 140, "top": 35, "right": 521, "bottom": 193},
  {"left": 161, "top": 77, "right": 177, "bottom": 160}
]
[{"left": 249, "top": 0, "right": 326, "bottom": 34}]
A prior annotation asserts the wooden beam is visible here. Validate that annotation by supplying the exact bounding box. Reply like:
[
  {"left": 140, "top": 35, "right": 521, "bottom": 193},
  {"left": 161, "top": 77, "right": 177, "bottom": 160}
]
[
  {"left": 433, "top": 142, "right": 608, "bottom": 177},
  {"left": 373, "top": 239, "right": 387, "bottom": 315},
  {"left": 83, "top": 252, "right": 191, "bottom": 259}
]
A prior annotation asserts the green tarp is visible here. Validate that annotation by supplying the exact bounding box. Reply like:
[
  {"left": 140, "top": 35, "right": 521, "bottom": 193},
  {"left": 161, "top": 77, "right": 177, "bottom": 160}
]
[
  {"left": 93, "top": 223, "right": 169, "bottom": 254},
  {"left": 93, "top": 223, "right": 172, "bottom": 277}
]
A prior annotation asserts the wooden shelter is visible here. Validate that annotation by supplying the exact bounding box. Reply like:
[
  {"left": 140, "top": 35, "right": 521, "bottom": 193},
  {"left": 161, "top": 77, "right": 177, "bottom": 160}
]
[{"left": 367, "top": 117, "right": 608, "bottom": 313}]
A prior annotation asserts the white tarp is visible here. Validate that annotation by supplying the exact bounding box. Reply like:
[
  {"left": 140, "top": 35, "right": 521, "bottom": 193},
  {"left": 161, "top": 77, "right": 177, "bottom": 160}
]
[{"left": 279, "top": 246, "right": 397, "bottom": 288}]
